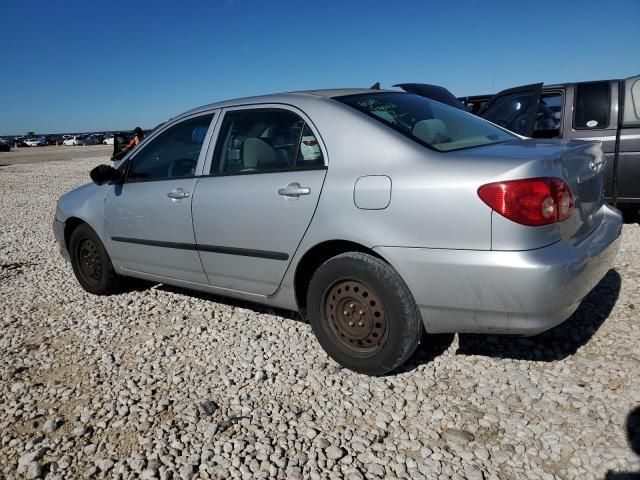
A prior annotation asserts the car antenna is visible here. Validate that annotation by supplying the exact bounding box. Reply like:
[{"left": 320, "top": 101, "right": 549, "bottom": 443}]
[{"left": 370, "top": 82, "right": 381, "bottom": 90}]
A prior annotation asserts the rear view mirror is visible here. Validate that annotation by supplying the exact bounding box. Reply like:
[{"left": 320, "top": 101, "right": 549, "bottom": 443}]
[{"left": 90, "top": 164, "right": 123, "bottom": 185}]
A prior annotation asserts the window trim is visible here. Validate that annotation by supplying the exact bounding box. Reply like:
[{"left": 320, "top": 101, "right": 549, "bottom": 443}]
[
  {"left": 122, "top": 111, "right": 219, "bottom": 184},
  {"left": 572, "top": 81, "right": 612, "bottom": 131},
  {"left": 117, "top": 103, "right": 328, "bottom": 184},
  {"left": 202, "top": 103, "right": 328, "bottom": 177},
  {"left": 211, "top": 108, "right": 310, "bottom": 175}
]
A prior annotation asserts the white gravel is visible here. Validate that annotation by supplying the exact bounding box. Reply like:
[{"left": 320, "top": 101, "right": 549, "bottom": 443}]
[{"left": 1, "top": 155, "right": 639, "bottom": 479}]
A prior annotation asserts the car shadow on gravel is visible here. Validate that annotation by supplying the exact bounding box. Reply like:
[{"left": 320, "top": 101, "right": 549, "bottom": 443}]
[
  {"left": 455, "top": 269, "right": 622, "bottom": 361},
  {"left": 621, "top": 205, "right": 640, "bottom": 224},
  {"left": 605, "top": 405, "right": 640, "bottom": 479},
  {"left": 396, "top": 332, "right": 456, "bottom": 374}
]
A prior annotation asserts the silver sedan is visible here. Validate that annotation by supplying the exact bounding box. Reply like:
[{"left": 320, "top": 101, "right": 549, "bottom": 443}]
[{"left": 53, "top": 89, "right": 622, "bottom": 375}]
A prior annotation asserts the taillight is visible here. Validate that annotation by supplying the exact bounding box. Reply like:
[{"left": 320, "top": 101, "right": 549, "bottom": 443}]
[
  {"left": 478, "top": 177, "right": 574, "bottom": 226},
  {"left": 303, "top": 139, "right": 317, "bottom": 146}
]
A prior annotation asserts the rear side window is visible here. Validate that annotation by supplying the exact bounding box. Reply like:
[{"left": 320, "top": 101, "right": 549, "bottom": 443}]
[
  {"left": 211, "top": 109, "right": 324, "bottom": 174},
  {"left": 339, "top": 92, "right": 515, "bottom": 152},
  {"left": 128, "top": 114, "right": 214, "bottom": 181},
  {"left": 574, "top": 82, "right": 610, "bottom": 129}
]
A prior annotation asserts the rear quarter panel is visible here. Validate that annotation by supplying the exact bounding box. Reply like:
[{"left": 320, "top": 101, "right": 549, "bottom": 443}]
[
  {"left": 274, "top": 99, "right": 552, "bottom": 309},
  {"left": 291, "top": 100, "right": 495, "bottom": 252}
]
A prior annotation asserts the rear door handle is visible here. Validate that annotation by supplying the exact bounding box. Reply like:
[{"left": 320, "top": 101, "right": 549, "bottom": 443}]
[
  {"left": 278, "top": 182, "right": 311, "bottom": 197},
  {"left": 167, "top": 188, "right": 190, "bottom": 199}
]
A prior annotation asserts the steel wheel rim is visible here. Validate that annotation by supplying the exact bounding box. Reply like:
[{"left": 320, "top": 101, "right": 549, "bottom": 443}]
[
  {"left": 77, "top": 238, "right": 101, "bottom": 283},
  {"left": 323, "top": 278, "right": 387, "bottom": 354}
]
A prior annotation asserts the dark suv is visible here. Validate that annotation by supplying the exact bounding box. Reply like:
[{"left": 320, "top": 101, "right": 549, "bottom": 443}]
[{"left": 397, "top": 75, "right": 640, "bottom": 209}]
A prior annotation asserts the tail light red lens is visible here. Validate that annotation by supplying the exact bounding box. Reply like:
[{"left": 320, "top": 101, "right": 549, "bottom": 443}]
[{"left": 478, "top": 177, "right": 574, "bottom": 226}]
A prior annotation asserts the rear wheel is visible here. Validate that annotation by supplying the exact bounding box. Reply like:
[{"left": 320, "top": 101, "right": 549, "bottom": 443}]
[
  {"left": 69, "top": 223, "right": 120, "bottom": 295},
  {"left": 307, "top": 252, "right": 422, "bottom": 375}
]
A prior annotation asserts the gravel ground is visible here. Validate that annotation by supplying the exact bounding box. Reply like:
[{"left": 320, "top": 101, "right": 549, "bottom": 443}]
[
  {"left": 1, "top": 154, "right": 639, "bottom": 480},
  {"left": 0, "top": 145, "right": 111, "bottom": 166}
]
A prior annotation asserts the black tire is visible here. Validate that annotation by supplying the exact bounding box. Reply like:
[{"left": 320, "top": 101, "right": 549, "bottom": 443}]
[
  {"left": 69, "top": 223, "right": 120, "bottom": 295},
  {"left": 307, "top": 252, "right": 422, "bottom": 375}
]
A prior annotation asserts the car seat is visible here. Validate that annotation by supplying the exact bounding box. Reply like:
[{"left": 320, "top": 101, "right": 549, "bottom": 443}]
[
  {"left": 241, "top": 137, "right": 277, "bottom": 170},
  {"left": 412, "top": 119, "right": 450, "bottom": 145}
]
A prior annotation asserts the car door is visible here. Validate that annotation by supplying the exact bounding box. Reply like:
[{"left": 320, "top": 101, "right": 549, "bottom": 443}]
[
  {"left": 191, "top": 105, "right": 327, "bottom": 296},
  {"left": 105, "top": 112, "right": 217, "bottom": 283},
  {"left": 477, "top": 83, "right": 543, "bottom": 137},
  {"left": 564, "top": 81, "right": 619, "bottom": 201},
  {"left": 617, "top": 74, "right": 640, "bottom": 202}
]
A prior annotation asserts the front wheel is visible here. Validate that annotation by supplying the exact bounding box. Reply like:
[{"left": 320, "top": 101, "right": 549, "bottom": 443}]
[
  {"left": 307, "top": 252, "right": 422, "bottom": 375},
  {"left": 69, "top": 223, "right": 121, "bottom": 295}
]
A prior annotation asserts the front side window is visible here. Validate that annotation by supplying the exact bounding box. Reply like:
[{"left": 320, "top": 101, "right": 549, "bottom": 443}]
[
  {"left": 574, "top": 82, "right": 610, "bottom": 129},
  {"left": 211, "top": 109, "right": 324, "bottom": 174},
  {"left": 128, "top": 114, "right": 214, "bottom": 181},
  {"left": 338, "top": 92, "right": 515, "bottom": 152}
]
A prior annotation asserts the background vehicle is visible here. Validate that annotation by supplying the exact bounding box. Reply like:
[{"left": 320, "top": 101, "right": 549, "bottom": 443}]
[
  {"left": 103, "top": 135, "right": 115, "bottom": 145},
  {"left": 0, "top": 138, "right": 10, "bottom": 152},
  {"left": 83, "top": 134, "right": 102, "bottom": 145},
  {"left": 399, "top": 74, "right": 640, "bottom": 208},
  {"left": 46, "top": 135, "right": 63, "bottom": 145},
  {"left": 24, "top": 137, "right": 47, "bottom": 147},
  {"left": 63, "top": 135, "right": 84, "bottom": 146},
  {"left": 54, "top": 89, "right": 621, "bottom": 375}
]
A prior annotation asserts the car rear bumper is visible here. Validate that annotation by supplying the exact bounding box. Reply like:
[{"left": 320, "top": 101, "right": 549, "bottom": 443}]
[
  {"left": 53, "top": 218, "right": 69, "bottom": 261},
  {"left": 374, "top": 205, "right": 622, "bottom": 335}
]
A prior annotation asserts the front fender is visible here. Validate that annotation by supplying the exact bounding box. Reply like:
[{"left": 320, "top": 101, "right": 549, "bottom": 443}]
[{"left": 55, "top": 182, "right": 110, "bottom": 254}]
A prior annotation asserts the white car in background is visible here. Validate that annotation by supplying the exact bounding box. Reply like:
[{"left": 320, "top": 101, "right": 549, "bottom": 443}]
[
  {"left": 63, "top": 136, "right": 84, "bottom": 146},
  {"left": 24, "top": 137, "right": 47, "bottom": 147},
  {"left": 103, "top": 136, "right": 115, "bottom": 145}
]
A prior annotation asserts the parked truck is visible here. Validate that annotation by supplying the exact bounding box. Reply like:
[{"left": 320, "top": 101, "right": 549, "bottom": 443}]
[{"left": 397, "top": 75, "right": 640, "bottom": 210}]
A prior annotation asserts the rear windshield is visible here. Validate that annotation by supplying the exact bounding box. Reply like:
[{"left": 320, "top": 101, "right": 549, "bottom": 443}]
[{"left": 338, "top": 92, "right": 516, "bottom": 152}]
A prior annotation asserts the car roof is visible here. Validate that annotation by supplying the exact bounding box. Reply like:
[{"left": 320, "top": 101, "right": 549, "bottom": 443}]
[
  {"left": 294, "top": 88, "right": 391, "bottom": 98},
  {"left": 174, "top": 88, "right": 395, "bottom": 122}
]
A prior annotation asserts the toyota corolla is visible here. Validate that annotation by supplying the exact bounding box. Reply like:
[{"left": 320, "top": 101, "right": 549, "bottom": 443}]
[{"left": 54, "top": 89, "right": 622, "bottom": 375}]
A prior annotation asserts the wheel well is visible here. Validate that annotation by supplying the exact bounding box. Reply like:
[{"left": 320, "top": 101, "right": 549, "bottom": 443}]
[
  {"left": 294, "top": 240, "right": 383, "bottom": 311},
  {"left": 63, "top": 217, "right": 86, "bottom": 251}
]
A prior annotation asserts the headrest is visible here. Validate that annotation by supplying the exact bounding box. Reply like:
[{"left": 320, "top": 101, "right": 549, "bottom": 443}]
[
  {"left": 412, "top": 119, "right": 449, "bottom": 145},
  {"left": 242, "top": 137, "right": 277, "bottom": 169}
]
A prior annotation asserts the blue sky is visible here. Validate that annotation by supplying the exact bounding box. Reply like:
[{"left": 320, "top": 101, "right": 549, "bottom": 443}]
[{"left": 1, "top": 0, "right": 638, "bottom": 135}]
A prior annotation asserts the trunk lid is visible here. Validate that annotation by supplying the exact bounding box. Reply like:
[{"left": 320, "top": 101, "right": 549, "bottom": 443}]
[
  {"left": 540, "top": 139, "right": 606, "bottom": 244},
  {"left": 458, "top": 138, "right": 606, "bottom": 247}
]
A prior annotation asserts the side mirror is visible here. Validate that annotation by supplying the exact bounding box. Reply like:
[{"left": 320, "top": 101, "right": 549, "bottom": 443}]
[{"left": 90, "top": 164, "right": 123, "bottom": 185}]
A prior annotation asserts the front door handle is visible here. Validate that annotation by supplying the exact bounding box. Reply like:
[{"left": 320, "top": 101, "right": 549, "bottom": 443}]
[
  {"left": 278, "top": 183, "right": 311, "bottom": 197},
  {"left": 167, "top": 188, "right": 190, "bottom": 200}
]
